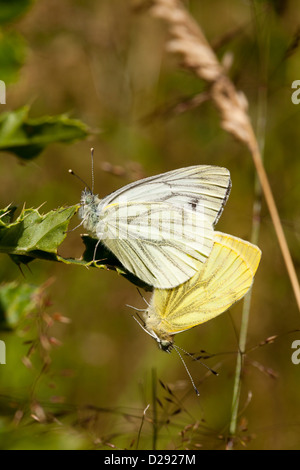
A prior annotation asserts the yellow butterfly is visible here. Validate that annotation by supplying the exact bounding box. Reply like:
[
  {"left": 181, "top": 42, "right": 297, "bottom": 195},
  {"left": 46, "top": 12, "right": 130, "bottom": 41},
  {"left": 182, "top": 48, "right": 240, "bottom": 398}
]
[{"left": 137, "top": 231, "right": 261, "bottom": 353}]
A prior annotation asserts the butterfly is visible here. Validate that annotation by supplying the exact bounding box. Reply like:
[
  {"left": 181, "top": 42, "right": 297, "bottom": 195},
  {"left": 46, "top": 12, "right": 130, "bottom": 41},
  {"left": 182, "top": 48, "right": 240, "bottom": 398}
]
[
  {"left": 137, "top": 231, "right": 261, "bottom": 353},
  {"left": 79, "top": 165, "right": 231, "bottom": 289}
]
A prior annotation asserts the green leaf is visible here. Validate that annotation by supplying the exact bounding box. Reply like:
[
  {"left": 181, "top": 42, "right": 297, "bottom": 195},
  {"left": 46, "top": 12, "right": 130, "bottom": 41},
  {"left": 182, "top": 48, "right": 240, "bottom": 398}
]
[
  {"left": 0, "top": 0, "right": 32, "bottom": 26},
  {"left": 0, "top": 106, "right": 90, "bottom": 160},
  {"left": 0, "top": 282, "right": 38, "bottom": 330},
  {"left": 0, "top": 31, "right": 27, "bottom": 83},
  {"left": 0, "top": 205, "right": 17, "bottom": 224},
  {"left": 0, "top": 205, "right": 78, "bottom": 261}
]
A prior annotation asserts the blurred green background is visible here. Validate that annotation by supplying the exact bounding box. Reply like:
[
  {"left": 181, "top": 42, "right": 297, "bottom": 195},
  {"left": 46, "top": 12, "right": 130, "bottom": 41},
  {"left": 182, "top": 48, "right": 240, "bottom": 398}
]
[{"left": 0, "top": 0, "right": 300, "bottom": 450}]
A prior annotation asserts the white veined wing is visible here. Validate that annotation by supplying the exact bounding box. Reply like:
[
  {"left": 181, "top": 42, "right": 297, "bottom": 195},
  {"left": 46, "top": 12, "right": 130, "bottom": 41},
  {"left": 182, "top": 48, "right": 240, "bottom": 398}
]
[{"left": 81, "top": 165, "right": 231, "bottom": 288}]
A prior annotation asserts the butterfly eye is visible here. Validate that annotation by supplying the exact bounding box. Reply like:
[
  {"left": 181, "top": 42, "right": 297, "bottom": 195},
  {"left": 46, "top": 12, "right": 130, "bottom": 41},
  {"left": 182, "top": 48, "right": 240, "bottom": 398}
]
[{"left": 81, "top": 191, "right": 93, "bottom": 206}]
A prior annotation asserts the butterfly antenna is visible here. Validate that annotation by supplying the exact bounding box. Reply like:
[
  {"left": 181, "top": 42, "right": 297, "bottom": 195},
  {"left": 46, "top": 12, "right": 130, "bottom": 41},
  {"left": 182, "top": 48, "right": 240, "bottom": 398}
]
[
  {"left": 126, "top": 304, "right": 147, "bottom": 313},
  {"left": 174, "top": 344, "right": 219, "bottom": 376},
  {"left": 136, "top": 288, "right": 150, "bottom": 307},
  {"left": 68, "top": 169, "right": 92, "bottom": 192},
  {"left": 173, "top": 345, "right": 200, "bottom": 397},
  {"left": 91, "top": 147, "right": 95, "bottom": 193}
]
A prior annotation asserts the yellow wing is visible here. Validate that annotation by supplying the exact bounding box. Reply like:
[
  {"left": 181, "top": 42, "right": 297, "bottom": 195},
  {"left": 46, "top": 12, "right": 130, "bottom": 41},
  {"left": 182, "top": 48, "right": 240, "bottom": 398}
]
[{"left": 146, "top": 231, "right": 261, "bottom": 337}]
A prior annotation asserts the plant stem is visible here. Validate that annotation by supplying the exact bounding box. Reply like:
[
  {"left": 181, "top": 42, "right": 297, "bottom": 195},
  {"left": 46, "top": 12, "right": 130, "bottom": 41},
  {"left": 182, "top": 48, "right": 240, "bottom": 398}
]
[
  {"left": 229, "top": 1, "right": 268, "bottom": 438},
  {"left": 151, "top": 368, "right": 158, "bottom": 450}
]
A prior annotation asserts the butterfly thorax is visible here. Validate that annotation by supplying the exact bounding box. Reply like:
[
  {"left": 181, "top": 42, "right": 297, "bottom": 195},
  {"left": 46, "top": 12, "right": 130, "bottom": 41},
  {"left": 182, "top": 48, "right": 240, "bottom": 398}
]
[
  {"left": 79, "top": 189, "right": 102, "bottom": 237},
  {"left": 144, "top": 306, "right": 174, "bottom": 353}
]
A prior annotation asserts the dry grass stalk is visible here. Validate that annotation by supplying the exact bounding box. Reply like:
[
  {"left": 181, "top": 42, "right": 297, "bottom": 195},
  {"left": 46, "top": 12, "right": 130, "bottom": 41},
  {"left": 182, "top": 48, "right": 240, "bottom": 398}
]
[{"left": 148, "top": 0, "right": 300, "bottom": 311}]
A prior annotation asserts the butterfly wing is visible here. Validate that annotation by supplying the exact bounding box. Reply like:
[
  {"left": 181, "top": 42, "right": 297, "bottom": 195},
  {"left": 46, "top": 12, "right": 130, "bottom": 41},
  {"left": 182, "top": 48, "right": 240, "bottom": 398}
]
[
  {"left": 96, "top": 166, "right": 231, "bottom": 288},
  {"left": 98, "top": 165, "right": 231, "bottom": 227},
  {"left": 148, "top": 231, "right": 261, "bottom": 333},
  {"left": 100, "top": 201, "right": 214, "bottom": 287}
]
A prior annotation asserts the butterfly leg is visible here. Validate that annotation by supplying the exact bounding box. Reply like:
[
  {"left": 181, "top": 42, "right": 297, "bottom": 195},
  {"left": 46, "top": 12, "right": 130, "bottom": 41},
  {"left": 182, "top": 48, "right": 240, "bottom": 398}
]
[{"left": 93, "top": 238, "right": 102, "bottom": 265}]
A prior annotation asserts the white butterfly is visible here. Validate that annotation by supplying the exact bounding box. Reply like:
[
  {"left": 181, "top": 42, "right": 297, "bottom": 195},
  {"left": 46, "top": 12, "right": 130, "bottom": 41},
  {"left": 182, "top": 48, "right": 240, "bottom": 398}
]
[{"left": 79, "top": 165, "right": 231, "bottom": 288}]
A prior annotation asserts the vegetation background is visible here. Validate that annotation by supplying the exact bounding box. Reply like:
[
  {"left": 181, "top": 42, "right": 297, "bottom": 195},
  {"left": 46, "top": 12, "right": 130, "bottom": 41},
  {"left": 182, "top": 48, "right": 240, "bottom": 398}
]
[{"left": 0, "top": 0, "right": 299, "bottom": 450}]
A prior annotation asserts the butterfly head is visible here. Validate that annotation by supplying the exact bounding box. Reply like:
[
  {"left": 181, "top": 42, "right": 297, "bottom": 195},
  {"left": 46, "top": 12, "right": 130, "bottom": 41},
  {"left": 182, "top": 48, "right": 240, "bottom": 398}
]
[
  {"left": 143, "top": 322, "right": 174, "bottom": 353},
  {"left": 156, "top": 335, "right": 174, "bottom": 353},
  {"left": 80, "top": 187, "right": 94, "bottom": 205},
  {"left": 79, "top": 188, "right": 101, "bottom": 236}
]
